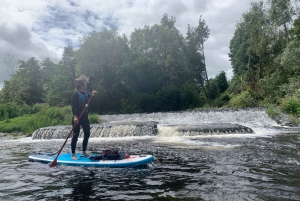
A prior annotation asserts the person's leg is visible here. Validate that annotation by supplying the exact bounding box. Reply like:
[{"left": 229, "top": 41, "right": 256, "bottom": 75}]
[
  {"left": 71, "top": 118, "right": 81, "bottom": 160},
  {"left": 81, "top": 114, "right": 90, "bottom": 156}
]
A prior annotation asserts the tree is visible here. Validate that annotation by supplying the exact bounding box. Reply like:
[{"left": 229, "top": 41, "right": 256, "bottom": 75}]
[
  {"left": 229, "top": 2, "right": 272, "bottom": 92},
  {"left": 0, "top": 77, "right": 29, "bottom": 104},
  {"left": 185, "top": 16, "right": 210, "bottom": 98},
  {"left": 216, "top": 71, "right": 229, "bottom": 93},
  {"left": 75, "top": 29, "right": 129, "bottom": 113},
  {"left": 119, "top": 14, "right": 191, "bottom": 112},
  {"left": 44, "top": 47, "right": 76, "bottom": 106},
  {"left": 267, "top": 0, "right": 295, "bottom": 41},
  {"left": 129, "top": 13, "right": 187, "bottom": 87},
  {"left": 292, "top": 16, "right": 300, "bottom": 40},
  {"left": 40, "top": 58, "right": 55, "bottom": 91},
  {"left": 280, "top": 40, "right": 300, "bottom": 76},
  {"left": 0, "top": 57, "right": 43, "bottom": 105},
  {"left": 18, "top": 58, "right": 43, "bottom": 104},
  {"left": 60, "top": 46, "right": 77, "bottom": 91},
  {"left": 228, "top": 0, "right": 300, "bottom": 105}
]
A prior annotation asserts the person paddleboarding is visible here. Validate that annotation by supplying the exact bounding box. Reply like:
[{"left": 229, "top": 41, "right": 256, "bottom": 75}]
[{"left": 71, "top": 75, "right": 97, "bottom": 160}]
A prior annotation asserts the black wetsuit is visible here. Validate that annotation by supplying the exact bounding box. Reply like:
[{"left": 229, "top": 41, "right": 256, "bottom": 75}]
[{"left": 71, "top": 90, "right": 91, "bottom": 154}]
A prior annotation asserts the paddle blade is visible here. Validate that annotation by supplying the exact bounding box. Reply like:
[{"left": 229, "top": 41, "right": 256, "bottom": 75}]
[{"left": 49, "top": 158, "right": 57, "bottom": 167}]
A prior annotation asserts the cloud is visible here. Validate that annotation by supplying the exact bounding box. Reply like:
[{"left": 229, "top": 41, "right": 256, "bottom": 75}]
[
  {"left": 0, "top": 0, "right": 59, "bottom": 83},
  {"left": 0, "top": 22, "right": 59, "bottom": 82},
  {"left": 0, "top": 0, "right": 258, "bottom": 85}
]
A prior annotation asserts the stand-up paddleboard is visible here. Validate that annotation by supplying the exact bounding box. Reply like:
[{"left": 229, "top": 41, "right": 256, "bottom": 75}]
[{"left": 28, "top": 153, "right": 154, "bottom": 168}]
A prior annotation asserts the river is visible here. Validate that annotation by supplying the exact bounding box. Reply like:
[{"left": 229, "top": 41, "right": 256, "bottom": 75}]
[{"left": 1, "top": 108, "right": 300, "bottom": 200}]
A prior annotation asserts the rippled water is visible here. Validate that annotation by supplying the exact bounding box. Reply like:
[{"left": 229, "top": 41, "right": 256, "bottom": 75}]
[
  {"left": 1, "top": 133, "right": 300, "bottom": 201},
  {"left": 1, "top": 109, "right": 300, "bottom": 200}
]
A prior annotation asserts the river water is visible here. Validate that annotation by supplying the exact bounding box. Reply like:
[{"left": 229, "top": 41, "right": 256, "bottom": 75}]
[{"left": 1, "top": 108, "right": 300, "bottom": 201}]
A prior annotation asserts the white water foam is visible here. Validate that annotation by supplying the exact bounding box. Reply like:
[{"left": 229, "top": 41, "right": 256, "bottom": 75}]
[
  {"left": 101, "top": 108, "right": 278, "bottom": 129},
  {"left": 29, "top": 108, "right": 300, "bottom": 141}
]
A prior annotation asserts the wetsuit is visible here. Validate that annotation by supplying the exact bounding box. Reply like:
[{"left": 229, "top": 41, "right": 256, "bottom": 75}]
[{"left": 71, "top": 90, "right": 91, "bottom": 154}]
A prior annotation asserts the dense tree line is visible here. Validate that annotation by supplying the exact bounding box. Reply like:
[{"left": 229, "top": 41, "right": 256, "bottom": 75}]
[
  {"left": 228, "top": 0, "right": 300, "bottom": 115},
  {"left": 0, "top": 13, "right": 228, "bottom": 114},
  {"left": 2, "top": 0, "right": 299, "bottom": 117}
]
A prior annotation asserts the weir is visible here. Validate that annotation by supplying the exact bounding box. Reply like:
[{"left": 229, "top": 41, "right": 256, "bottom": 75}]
[
  {"left": 31, "top": 108, "right": 279, "bottom": 140},
  {"left": 32, "top": 121, "right": 254, "bottom": 140},
  {"left": 32, "top": 121, "right": 158, "bottom": 139}
]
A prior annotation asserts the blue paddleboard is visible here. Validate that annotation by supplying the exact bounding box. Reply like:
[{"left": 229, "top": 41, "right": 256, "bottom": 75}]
[{"left": 28, "top": 153, "right": 154, "bottom": 168}]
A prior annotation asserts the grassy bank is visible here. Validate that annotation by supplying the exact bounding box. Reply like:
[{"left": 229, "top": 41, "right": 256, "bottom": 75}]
[{"left": 0, "top": 103, "right": 100, "bottom": 136}]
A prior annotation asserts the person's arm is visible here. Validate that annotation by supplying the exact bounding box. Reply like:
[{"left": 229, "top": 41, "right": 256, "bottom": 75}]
[{"left": 71, "top": 93, "right": 80, "bottom": 124}]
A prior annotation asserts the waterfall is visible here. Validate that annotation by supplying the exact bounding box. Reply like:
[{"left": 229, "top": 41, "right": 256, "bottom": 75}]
[
  {"left": 30, "top": 108, "right": 278, "bottom": 140},
  {"left": 32, "top": 121, "right": 158, "bottom": 140},
  {"left": 100, "top": 107, "right": 278, "bottom": 128}
]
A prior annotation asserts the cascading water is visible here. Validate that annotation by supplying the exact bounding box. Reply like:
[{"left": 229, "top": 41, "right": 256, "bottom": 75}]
[
  {"left": 32, "top": 107, "right": 295, "bottom": 140},
  {"left": 2, "top": 107, "right": 300, "bottom": 200},
  {"left": 101, "top": 107, "right": 277, "bottom": 127}
]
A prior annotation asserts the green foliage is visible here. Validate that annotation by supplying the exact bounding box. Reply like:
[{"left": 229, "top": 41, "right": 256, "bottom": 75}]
[
  {"left": 295, "top": 89, "right": 300, "bottom": 99},
  {"left": 266, "top": 106, "right": 281, "bottom": 118},
  {"left": 216, "top": 71, "right": 229, "bottom": 93},
  {"left": 0, "top": 72, "right": 30, "bottom": 104},
  {"left": 135, "top": 93, "right": 160, "bottom": 113},
  {"left": 206, "top": 71, "right": 229, "bottom": 100},
  {"left": 129, "top": 14, "right": 187, "bottom": 87},
  {"left": 17, "top": 58, "right": 44, "bottom": 104},
  {"left": 156, "top": 86, "right": 181, "bottom": 111},
  {"left": 229, "top": 91, "right": 256, "bottom": 108},
  {"left": 0, "top": 103, "right": 99, "bottom": 135},
  {"left": 185, "top": 16, "right": 210, "bottom": 98},
  {"left": 268, "top": 0, "right": 294, "bottom": 40},
  {"left": 256, "top": 71, "right": 283, "bottom": 105},
  {"left": 279, "top": 89, "right": 300, "bottom": 117},
  {"left": 280, "top": 40, "right": 300, "bottom": 76},
  {"left": 228, "top": 21, "right": 249, "bottom": 76},
  {"left": 118, "top": 53, "right": 160, "bottom": 94},
  {"left": 280, "top": 97, "right": 300, "bottom": 117},
  {"left": 179, "top": 84, "right": 201, "bottom": 110},
  {"left": 280, "top": 76, "right": 300, "bottom": 98},
  {"left": 75, "top": 29, "right": 129, "bottom": 113},
  {"left": 226, "top": 0, "right": 300, "bottom": 114},
  {"left": 120, "top": 99, "right": 142, "bottom": 114},
  {"left": 118, "top": 83, "right": 202, "bottom": 113},
  {"left": 44, "top": 47, "right": 77, "bottom": 106},
  {"left": 3, "top": 6, "right": 300, "bottom": 117},
  {"left": 0, "top": 104, "right": 70, "bottom": 135},
  {"left": 293, "top": 15, "right": 300, "bottom": 40},
  {"left": 88, "top": 113, "right": 101, "bottom": 124},
  {"left": 0, "top": 102, "right": 33, "bottom": 120},
  {"left": 229, "top": 1, "right": 272, "bottom": 91},
  {"left": 211, "top": 93, "right": 230, "bottom": 107}
]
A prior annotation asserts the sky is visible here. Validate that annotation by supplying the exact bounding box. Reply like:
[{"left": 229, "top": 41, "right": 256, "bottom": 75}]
[{"left": 0, "top": 0, "right": 259, "bottom": 88}]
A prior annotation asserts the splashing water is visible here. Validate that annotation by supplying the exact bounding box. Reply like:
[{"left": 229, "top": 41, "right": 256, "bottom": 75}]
[{"left": 2, "top": 108, "right": 300, "bottom": 200}]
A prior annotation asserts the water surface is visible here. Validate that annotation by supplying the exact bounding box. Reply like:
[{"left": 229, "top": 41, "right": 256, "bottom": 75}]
[{"left": 1, "top": 109, "right": 300, "bottom": 200}]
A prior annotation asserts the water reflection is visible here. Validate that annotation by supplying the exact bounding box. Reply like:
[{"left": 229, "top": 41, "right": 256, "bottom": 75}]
[
  {"left": 1, "top": 133, "right": 300, "bottom": 200},
  {"left": 68, "top": 173, "right": 95, "bottom": 201}
]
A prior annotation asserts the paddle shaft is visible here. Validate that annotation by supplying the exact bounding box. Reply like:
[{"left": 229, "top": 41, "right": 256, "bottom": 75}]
[{"left": 49, "top": 94, "right": 94, "bottom": 167}]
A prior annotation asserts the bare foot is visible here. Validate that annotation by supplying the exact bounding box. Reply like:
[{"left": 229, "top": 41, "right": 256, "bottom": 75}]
[
  {"left": 82, "top": 151, "right": 89, "bottom": 157},
  {"left": 72, "top": 154, "right": 78, "bottom": 160}
]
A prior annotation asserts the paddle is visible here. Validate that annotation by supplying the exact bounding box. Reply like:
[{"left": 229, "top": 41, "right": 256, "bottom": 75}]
[{"left": 49, "top": 93, "right": 95, "bottom": 167}]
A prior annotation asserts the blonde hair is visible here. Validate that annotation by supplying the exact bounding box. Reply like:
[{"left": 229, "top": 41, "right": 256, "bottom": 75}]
[{"left": 74, "top": 75, "right": 89, "bottom": 89}]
